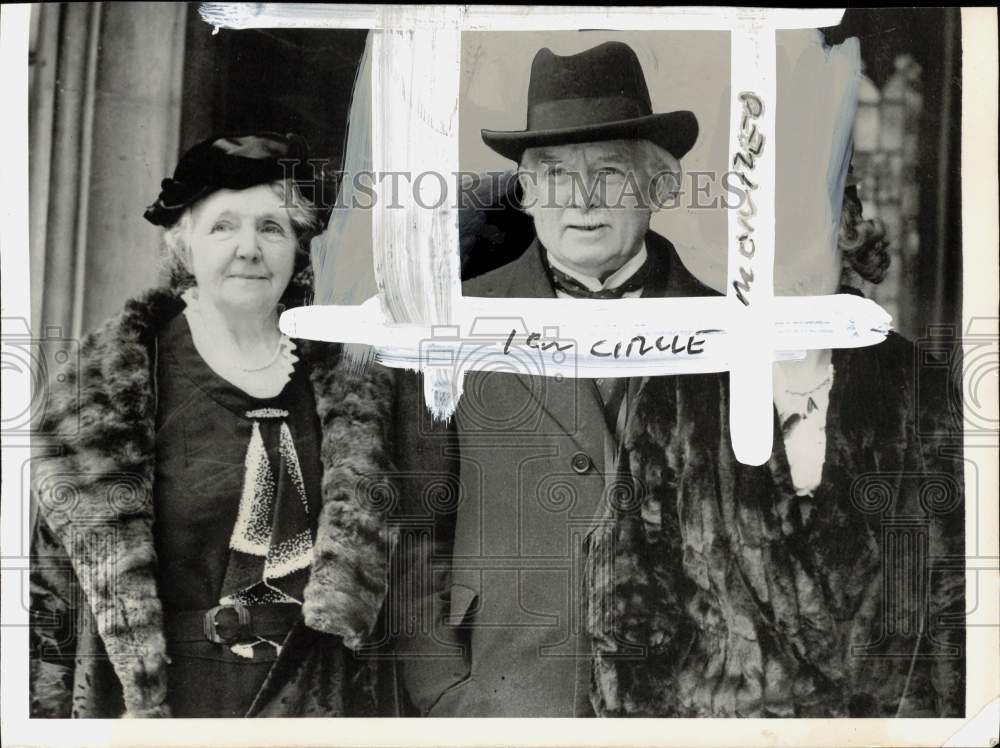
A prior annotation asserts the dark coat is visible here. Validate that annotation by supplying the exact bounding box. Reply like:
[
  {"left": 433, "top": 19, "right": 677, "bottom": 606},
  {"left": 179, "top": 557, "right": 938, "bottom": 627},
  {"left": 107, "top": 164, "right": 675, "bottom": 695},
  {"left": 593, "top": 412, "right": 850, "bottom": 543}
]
[
  {"left": 587, "top": 332, "right": 966, "bottom": 717},
  {"left": 398, "top": 232, "right": 716, "bottom": 716},
  {"left": 29, "top": 287, "right": 400, "bottom": 718}
]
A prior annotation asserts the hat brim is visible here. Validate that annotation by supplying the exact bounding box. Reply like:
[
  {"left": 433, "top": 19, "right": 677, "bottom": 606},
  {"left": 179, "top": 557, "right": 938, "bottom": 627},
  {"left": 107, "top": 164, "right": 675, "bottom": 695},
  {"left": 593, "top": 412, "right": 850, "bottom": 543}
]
[{"left": 481, "top": 110, "right": 698, "bottom": 163}]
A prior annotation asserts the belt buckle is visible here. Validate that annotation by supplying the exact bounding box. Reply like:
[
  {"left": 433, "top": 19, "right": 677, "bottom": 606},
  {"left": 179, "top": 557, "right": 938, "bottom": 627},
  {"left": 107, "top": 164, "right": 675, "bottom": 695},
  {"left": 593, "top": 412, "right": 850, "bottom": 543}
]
[{"left": 203, "top": 603, "right": 252, "bottom": 644}]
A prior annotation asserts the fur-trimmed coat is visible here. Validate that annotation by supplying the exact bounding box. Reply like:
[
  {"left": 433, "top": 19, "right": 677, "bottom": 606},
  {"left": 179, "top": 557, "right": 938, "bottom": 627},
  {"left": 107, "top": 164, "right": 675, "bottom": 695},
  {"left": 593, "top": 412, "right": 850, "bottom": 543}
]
[
  {"left": 587, "top": 332, "right": 965, "bottom": 717},
  {"left": 29, "top": 287, "right": 399, "bottom": 718}
]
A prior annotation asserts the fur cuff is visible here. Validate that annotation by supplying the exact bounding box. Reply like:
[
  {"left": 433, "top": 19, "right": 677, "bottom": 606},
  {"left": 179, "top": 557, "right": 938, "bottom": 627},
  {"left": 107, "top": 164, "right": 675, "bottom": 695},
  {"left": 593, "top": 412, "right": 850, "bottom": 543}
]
[
  {"left": 123, "top": 704, "right": 172, "bottom": 718},
  {"left": 302, "top": 354, "right": 399, "bottom": 649}
]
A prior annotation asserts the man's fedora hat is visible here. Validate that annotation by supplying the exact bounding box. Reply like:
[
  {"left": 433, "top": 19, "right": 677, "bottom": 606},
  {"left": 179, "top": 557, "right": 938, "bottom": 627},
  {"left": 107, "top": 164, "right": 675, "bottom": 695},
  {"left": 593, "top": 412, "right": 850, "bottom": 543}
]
[{"left": 481, "top": 41, "right": 699, "bottom": 163}]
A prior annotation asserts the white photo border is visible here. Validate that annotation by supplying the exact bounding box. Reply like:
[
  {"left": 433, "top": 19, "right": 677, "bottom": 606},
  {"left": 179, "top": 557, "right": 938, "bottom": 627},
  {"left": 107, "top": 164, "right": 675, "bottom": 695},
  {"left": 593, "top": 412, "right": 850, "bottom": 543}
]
[{"left": 1, "top": 5, "right": 997, "bottom": 747}]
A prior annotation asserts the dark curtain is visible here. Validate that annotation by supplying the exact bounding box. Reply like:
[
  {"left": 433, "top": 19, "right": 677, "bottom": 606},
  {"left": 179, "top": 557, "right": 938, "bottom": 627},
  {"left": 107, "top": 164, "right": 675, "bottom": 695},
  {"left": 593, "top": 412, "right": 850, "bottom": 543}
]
[{"left": 179, "top": 8, "right": 367, "bottom": 181}]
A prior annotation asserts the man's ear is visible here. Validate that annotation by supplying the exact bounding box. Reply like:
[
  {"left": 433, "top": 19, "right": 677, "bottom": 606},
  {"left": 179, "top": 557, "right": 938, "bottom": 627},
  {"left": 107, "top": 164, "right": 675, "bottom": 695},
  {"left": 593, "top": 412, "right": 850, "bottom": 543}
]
[{"left": 649, "top": 167, "right": 683, "bottom": 213}]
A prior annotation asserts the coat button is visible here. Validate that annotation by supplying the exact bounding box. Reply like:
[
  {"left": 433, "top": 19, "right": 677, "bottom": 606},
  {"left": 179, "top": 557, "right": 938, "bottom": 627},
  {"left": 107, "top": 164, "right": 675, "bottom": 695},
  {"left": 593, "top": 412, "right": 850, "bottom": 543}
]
[{"left": 571, "top": 452, "right": 592, "bottom": 474}]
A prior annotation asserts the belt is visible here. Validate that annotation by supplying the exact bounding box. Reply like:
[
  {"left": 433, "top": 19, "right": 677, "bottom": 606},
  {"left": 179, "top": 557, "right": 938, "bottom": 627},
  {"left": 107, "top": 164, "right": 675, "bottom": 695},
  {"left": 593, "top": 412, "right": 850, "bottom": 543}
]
[{"left": 164, "top": 602, "right": 301, "bottom": 645}]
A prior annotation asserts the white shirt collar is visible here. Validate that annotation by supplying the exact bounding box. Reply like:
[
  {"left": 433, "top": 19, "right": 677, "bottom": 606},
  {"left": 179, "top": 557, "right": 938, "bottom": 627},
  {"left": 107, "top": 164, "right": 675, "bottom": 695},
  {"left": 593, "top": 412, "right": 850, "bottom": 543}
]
[{"left": 546, "top": 243, "right": 648, "bottom": 293}]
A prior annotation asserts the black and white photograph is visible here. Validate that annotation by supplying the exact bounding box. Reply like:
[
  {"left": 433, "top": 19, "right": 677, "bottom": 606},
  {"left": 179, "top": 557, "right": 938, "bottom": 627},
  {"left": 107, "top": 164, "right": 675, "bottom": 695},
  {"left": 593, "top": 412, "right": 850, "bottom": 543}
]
[{"left": 0, "top": 4, "right": 997, "bottom": 747}]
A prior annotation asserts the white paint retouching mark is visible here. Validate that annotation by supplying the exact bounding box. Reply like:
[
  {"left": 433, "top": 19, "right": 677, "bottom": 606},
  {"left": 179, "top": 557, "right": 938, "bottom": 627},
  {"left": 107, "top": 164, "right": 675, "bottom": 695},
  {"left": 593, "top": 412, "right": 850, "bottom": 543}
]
[{"left": 206, "top": 5, "right": 884, "bottom": 466}]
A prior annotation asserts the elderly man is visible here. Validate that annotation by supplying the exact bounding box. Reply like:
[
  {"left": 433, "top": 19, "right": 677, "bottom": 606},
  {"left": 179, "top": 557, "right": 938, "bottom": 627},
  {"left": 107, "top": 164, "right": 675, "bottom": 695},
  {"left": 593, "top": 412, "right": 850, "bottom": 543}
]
[{"left": 397, "top": 40, "right": 715, "bottom": 718}]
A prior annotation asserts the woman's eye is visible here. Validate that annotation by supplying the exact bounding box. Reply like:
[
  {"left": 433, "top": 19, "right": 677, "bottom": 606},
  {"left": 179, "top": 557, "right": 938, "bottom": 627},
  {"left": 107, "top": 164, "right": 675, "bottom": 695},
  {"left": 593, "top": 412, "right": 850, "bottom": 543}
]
[
  {"left": 260, "top": 222, "right": 287, "bottom": 236},
  {"left": 210, "top": 220, "right": 234, "bottom": 233}
]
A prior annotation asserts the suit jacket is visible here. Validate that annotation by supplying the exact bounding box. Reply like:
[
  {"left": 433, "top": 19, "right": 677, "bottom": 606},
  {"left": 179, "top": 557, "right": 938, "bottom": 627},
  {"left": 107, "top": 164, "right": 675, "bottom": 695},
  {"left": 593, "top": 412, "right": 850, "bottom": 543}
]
[{"left": 397, "top": 231, "right": 715, "bottom": 716}]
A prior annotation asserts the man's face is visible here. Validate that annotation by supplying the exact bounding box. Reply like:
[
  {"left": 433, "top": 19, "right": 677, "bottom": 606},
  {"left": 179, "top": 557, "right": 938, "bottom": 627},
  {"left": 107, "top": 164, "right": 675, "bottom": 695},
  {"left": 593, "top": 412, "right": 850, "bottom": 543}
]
[{"left": 519, "top": 140, "right": 651, "bottom": 281}]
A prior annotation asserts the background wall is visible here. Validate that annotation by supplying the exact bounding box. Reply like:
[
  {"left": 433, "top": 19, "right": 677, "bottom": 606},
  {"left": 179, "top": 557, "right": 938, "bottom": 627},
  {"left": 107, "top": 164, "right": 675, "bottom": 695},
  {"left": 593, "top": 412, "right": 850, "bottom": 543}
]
[
  {"left": 29, "top": 3, "right": 186, "bottom": 339},
  {"left": 823, "top": 8, "right": 963, "bottom": 340}
]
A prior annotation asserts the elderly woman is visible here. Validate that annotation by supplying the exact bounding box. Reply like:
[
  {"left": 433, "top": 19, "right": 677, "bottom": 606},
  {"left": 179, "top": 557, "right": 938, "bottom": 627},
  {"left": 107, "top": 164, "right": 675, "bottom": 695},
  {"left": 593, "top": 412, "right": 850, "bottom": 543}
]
[
  {"left": 29, "top": 133, "right": 397, "bottom": 718},
  {"left": 586, "top": 180, "right": 965, "bottom": 718}
]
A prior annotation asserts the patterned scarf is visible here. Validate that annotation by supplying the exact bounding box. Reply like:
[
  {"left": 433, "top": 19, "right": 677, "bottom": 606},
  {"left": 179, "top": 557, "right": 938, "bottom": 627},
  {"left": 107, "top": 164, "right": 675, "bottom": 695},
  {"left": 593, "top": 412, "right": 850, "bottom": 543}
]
[{"left": 220, "top": 407, "right": 313, "bottom": 608}]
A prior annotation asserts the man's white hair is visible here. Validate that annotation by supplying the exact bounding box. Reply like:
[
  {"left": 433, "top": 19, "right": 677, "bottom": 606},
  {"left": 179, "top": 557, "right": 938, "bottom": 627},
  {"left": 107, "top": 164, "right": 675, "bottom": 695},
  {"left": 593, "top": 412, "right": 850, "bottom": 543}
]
[{"left": 634, "top": 139, "right": 683, "bottom": 207}]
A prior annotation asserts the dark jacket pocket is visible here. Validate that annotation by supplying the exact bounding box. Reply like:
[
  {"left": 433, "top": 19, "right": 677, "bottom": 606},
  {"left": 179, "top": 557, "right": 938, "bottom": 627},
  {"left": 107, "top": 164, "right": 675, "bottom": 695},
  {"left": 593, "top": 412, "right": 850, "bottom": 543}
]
[
  {"left": 427, "top": 584, "right": 478, "bottom": 715},
  {"left": 426, "top": 670, "right": 475, "bottom": 717},
  {"left": 446, "top": 583, "right": 479, "bottom": 627},
  {"left": 403, "top": 584, "right": 478, "bottom": 716}
]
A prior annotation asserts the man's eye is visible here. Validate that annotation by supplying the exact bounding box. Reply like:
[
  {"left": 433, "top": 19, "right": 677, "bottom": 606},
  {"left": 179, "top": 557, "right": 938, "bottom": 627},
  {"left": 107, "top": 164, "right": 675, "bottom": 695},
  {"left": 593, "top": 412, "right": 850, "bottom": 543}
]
[
  {"left": 544, "top": 165, "right": 565, "bottom": 177},
  {"left": 597, "top": 167, "right": 624, "bottom": 177}
]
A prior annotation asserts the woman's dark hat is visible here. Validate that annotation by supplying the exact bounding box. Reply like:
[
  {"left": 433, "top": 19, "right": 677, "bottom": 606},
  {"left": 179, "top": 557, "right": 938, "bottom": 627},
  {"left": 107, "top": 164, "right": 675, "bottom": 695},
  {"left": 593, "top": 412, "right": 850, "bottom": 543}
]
[
  {"left": 144, "top": 132, "right": 312, "bottom": 227},
  {"left": 481, "top": 41, "right": 699, "bottom": 163}
]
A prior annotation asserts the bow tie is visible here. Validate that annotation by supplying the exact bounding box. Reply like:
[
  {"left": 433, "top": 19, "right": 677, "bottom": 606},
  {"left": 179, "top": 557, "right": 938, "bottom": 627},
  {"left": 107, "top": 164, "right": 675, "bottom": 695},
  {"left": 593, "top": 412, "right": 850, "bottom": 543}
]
[{"left": 547, "top": 260, "right": 649, "bottom": 300}]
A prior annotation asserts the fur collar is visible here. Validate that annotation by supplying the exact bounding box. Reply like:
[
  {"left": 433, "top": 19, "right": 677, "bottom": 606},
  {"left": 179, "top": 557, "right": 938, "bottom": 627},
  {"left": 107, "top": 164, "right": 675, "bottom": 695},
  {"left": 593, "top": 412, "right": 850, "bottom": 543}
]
[{"left": 32, "top": 287, "right": 398, "bottom": 716}]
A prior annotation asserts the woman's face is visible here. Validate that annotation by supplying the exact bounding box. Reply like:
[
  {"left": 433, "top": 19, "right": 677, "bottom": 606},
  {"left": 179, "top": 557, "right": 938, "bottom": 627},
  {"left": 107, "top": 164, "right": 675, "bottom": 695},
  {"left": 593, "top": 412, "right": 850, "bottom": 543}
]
[{"left": 186, "top": 184, "right": 298, "bottom": 317}]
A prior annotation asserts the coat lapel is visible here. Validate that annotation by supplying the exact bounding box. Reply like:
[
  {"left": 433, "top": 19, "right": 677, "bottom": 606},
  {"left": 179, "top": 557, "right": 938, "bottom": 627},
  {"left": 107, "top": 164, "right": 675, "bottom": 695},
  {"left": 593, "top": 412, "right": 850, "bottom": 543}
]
[{"left": 467, "top": 241, "right": 610, "bottom": 464}]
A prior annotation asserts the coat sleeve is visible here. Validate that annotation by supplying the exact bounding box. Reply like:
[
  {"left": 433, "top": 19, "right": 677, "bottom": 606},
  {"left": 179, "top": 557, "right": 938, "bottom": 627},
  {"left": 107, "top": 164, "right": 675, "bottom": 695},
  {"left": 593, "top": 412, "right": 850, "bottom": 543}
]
[
  {"left": 913, "top": 335, "right": 966, "bottom": 717},
  {"left": 389, "top": 369, "right": 468, "bottom": 715},
  {"left": 878, "top": 332, "right": 966, "bottom": 717},
  {"left": 29, "top": 513, "right": 79, "bottom": 718}
]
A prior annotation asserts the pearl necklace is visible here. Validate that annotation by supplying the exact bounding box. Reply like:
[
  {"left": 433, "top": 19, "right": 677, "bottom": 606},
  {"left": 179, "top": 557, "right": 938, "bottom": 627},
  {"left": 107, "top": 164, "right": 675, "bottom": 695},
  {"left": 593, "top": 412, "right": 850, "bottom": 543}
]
[
  {"left": 181, "top": 288, "right": 297, "bottom": 398},
  {"left": 233, "top": 336, "right": 285, "bottom": 372}
]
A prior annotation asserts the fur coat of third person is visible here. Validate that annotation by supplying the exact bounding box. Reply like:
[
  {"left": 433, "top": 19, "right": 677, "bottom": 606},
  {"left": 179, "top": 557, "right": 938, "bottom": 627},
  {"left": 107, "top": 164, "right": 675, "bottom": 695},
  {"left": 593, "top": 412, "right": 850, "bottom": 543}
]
[{"left": 587, "top": 331, "right": 966, "bottom": 718}]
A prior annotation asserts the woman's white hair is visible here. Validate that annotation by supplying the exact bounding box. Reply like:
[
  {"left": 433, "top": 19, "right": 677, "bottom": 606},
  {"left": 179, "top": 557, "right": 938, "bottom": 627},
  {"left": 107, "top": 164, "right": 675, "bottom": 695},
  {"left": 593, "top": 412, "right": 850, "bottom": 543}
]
[{"left": 162, "top": 179, "right": 321, "bottom": 280}]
